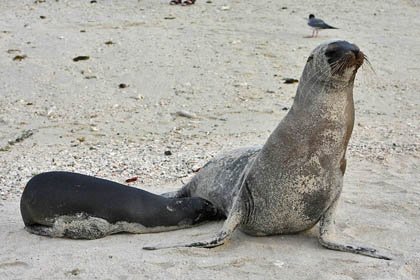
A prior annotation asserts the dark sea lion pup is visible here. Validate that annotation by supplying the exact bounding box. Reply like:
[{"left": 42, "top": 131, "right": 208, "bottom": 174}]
[
  {"left": 144, "top": 40, "right": 391, "bottom": 260},
  {"left": 20, "top": 171, "right": 219, "bottom": 239}
]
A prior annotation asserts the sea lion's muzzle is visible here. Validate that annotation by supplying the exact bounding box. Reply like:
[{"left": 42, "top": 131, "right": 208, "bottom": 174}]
[{"left": 325, "top": 41, "right": 364, "bottom": 75}]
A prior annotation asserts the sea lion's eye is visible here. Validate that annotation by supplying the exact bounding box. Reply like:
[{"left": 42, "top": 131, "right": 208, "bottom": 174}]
[
  {"left": 307, "top": 55, "right": 313, "bottom": 62},
  {"left": 325, "top": 49, "right": 337, "bottom": 57}
]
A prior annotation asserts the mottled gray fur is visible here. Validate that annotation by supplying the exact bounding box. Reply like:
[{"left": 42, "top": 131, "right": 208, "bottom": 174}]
[{"left": 146, "top": 41, "right": 391, "bottom": 260}]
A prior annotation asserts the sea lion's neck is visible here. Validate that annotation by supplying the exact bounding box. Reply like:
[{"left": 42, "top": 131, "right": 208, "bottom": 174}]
[
  {"left": 262, "top": 81, "right": 355, "bottom": 164},
  {"left": 294, "top": 81, "right": 354, "bottom": 146}
]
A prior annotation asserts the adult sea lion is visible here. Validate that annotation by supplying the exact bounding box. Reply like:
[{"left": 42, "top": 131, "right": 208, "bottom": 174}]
[{"left": 144, "top": 40, "right": 390, "bottom": 260}]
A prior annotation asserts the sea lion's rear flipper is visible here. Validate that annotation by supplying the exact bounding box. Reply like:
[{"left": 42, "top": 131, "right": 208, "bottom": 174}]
[
  {"left": 318, "top": 198, "right": 392, "bottom": 260},
  {"left": 25, "top": 214, "right": 115, "bottom": 239},
  {"left": 143, "top": 202, "right": 242, "bottom": 250},
  {"left": 25, "top": 225, "right": 61, "bottom": 238}
]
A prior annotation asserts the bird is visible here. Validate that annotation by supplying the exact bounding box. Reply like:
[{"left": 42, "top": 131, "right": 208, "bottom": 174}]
[{"left": 307, "top": 14, "right": 338, "bottom": 37}]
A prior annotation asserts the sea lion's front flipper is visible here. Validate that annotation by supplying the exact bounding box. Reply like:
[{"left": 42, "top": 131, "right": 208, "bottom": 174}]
[
  {"left": 143, "top": 199, "right": 242, "bottom": 250},
  {"left": 318, "top": 198, "right": 392, "bottom": 260}
]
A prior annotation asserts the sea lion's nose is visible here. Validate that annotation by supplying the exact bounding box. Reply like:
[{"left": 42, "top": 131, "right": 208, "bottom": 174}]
[
  {"left": 350, "top": 49, "right": 360, "bottom": 61},
  {"left": 325, "top": 41, "right": 363, "bottom": 71}
]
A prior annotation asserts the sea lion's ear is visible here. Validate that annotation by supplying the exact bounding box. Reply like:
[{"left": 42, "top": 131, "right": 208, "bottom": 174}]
[{"left": 306, "top": 55, "right": 314, "bottom": 62}]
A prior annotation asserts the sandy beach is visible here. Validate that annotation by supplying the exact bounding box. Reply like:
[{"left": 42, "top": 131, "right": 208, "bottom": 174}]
[{"left": 1, "top": 0, "right": 419, "bottom": 279}]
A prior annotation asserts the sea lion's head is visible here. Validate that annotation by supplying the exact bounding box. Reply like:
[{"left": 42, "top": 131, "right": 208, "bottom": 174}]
[
  {"left": 293, "top": 40, "right": 365, "bottom": 108},
  {"left": 304, "top": 40, "right": 364, "bottom": 85}
]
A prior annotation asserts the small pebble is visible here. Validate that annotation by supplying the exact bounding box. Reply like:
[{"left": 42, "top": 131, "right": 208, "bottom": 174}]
[
  {"left": 13, "top": 55, "right": 27, "bottom": 61},
  {"left": 73, "top": 56, "right": 90, "bottom": 62},
  {"left": 283, "top": 78, "right": 299, "bottom": 84},
  {"left": 273, "top": 260, "right": 285, "bottom": 268},
  {"left": 176, "top": 110, "right": 196, "bottom": 119},
  {"left": 125, "top": 176, "right": 138, "bottom": 183}
]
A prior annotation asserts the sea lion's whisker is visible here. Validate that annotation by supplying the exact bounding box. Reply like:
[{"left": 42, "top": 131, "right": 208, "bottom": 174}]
[
  {"left": 331, "top": 55, "right": 350, "bottom": 76},
  {"left": 361, "top": 55, "right": 376, "bottom": 76},
  {"left": 330, "top": 59, "right": 345, "bottom": 75}
]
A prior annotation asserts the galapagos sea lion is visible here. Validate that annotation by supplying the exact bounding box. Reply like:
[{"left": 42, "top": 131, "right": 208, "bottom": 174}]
[
  {"left": 20, "top": 171, "right": 218, "bottom": 239},
  {"left": 144, "top": 40, "right": 390, "bottom": 260}
]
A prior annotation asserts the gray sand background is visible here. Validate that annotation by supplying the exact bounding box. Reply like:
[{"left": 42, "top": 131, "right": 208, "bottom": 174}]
[{"left": 0, "top": 0, "right": 419, "bottom": 279}]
